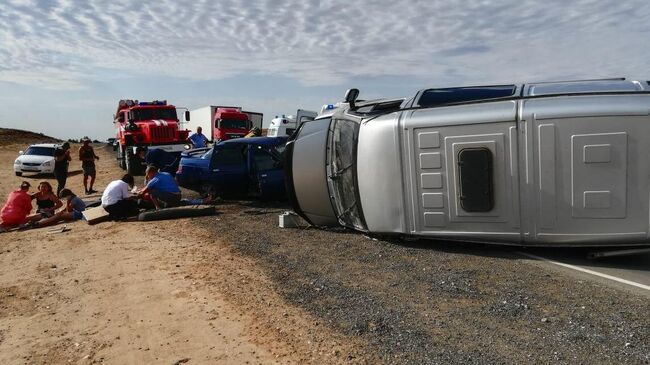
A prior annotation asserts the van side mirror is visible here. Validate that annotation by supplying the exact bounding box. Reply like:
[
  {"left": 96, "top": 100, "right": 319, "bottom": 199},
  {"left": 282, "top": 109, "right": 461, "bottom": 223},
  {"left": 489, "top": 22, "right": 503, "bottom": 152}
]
[
  {"left": 345, "top": 88, "right": 360, "bottom": 109},
  {"left": 127, "top": 111, "right": 134, "bottom": 123},
  {"left": 185, "top": 110, "right": 190, "bottom": 121},
  {"left": 19, "top": 150, "right": 24, "bottom": 155}
]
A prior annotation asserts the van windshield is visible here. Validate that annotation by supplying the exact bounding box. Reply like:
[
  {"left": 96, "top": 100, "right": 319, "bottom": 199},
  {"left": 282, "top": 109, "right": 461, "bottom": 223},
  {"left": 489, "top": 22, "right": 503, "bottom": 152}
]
[{"left": 327, "top": 118, "right": 366, "bottom": 230}]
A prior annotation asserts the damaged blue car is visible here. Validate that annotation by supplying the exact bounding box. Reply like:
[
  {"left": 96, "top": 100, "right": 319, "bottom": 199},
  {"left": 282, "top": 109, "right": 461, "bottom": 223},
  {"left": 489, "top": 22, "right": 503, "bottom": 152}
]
[{"left": 176, "top": 137, "right": 288, "bottom": 199}]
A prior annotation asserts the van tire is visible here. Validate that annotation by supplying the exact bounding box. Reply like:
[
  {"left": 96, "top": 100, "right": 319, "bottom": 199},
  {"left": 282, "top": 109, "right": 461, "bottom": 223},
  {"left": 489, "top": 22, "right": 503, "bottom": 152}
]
[{"left": 137, "top": 205, "right": 216, "bottom": 221}]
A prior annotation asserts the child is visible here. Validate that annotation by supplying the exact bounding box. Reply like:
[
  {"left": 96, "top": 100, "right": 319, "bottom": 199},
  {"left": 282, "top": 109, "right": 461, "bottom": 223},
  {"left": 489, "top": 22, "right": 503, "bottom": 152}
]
[{"left": 32, "top": 189, "right": 86, "bottom": 228}]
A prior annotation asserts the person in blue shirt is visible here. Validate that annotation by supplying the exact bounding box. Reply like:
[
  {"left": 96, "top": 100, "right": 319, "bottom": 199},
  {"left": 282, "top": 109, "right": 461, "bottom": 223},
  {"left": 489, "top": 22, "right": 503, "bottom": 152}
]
[
  {"left": 138, "top": 166, "right": 181, "bottom": 209},
  {"left": 188, "top": 127, "right": 209, "bottom": 148}
]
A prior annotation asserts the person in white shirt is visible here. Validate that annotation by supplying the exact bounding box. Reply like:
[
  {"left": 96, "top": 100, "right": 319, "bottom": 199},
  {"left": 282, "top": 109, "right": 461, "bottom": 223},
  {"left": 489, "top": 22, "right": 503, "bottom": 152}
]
[{"left": 101, "top": 174, "right": 139, "bottom": 219}]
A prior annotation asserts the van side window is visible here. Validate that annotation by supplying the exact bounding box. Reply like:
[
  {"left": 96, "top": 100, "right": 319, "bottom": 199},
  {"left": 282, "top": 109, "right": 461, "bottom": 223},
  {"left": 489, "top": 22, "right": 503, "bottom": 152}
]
[
  {"left": 457, "top": 148, "right": 494, "bottom": 212},
  {"left": 212, "top": 145, "right": 245, "bottom": 166},
  {"left": 417, "top": 85, "right": 516, "bottom": 108}
]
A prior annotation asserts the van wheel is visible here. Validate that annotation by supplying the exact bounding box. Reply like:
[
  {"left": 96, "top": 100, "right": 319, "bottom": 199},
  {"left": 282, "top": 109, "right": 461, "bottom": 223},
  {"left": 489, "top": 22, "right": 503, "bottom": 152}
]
[{"left": 15, "top": 172, "right": 22, "bottom": 177}]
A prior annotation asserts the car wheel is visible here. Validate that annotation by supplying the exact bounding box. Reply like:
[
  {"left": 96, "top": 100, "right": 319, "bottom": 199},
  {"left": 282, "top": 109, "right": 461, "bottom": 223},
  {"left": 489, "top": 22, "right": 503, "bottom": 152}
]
[
  {"left": 200, "top": 183, "right": 217, "bottom": 198},
  {"left": 15, "top": 172, "right": 22, "bottom": 177}
]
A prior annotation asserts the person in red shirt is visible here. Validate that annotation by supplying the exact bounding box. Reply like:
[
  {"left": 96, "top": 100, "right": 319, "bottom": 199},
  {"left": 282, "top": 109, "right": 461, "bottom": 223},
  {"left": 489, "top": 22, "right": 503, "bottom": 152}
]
[{"left": 0, "top": 181, "right": 33, "bottom": 231}]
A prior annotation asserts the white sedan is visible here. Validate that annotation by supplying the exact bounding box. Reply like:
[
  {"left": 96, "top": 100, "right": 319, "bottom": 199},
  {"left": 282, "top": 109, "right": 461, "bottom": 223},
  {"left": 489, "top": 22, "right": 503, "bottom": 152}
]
[{"left": 13, "top": 143, "right": 57, "bottom": 176}]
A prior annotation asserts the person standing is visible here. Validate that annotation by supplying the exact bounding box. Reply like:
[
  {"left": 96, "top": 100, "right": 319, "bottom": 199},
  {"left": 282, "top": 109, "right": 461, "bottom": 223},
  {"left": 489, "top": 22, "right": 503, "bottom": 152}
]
[
  {"left": 0, "top": 181, "right": 33, "bottom": 231},
  {"left": 78, "top": 137, "right": 100, "bottom": 194},
  {"left": 54, "top": 142, "right": 71, "bottom": 196},
  {"left": 101, "top": 174, "right": 139, "bottom": 220},
  {"left": 188, "top": 126, "right": 209, "bottom": 148}
]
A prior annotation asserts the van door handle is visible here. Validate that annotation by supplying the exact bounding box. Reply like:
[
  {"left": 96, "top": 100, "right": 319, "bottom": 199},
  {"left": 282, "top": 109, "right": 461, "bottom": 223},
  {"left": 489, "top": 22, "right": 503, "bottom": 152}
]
[{"left": 212, "top": 169, "right": 220, "bottom": 172}]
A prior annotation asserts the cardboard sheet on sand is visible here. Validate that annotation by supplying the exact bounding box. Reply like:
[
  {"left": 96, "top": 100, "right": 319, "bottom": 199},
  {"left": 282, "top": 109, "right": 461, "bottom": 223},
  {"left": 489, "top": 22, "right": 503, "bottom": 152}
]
[{"left": 82, "top": 206, "right": 111, "bottom": 225}]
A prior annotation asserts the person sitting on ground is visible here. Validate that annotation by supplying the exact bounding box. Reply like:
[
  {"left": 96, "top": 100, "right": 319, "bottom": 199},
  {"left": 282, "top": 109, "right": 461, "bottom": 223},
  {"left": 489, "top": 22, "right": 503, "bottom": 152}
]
[
  {"left": 101, "top": 174, "right": 139, "bottom": 220},
  {"left": 187, "top": 126, "right": 209, "bottom": 148},
  {"left": 78, "top": 137, "right": 100, "bottom": 194},
  {"left": 26, "top": 181, "right": 62, "bottom": 223},
  {"left": 31, "top": 189, "right": 86, "bottom": 228},
  {"left": 138, "top": 166, "right": 182, "bottom": 210},
  {"left": 0, "top": 181, "right": 33, "bottom": 232}
]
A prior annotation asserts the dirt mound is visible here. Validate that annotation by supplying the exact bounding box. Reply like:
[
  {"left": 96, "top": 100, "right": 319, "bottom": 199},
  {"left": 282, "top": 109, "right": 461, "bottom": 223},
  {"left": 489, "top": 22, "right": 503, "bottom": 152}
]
[{"left": 0, "top": 128, "right": 61, "bottom": 146}]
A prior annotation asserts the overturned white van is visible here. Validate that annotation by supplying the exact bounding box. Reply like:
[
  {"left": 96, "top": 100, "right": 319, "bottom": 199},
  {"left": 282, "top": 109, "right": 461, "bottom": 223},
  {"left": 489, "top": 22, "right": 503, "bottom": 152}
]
[{"left": 285, "top": 78, "right": 650, "bottom": 246}]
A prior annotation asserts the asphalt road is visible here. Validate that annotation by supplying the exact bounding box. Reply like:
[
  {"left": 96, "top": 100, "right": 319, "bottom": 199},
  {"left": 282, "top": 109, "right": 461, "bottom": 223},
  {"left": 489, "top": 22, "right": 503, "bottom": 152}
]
[{"left": 517, "top": 247, "right": 650, "bottom": 298}]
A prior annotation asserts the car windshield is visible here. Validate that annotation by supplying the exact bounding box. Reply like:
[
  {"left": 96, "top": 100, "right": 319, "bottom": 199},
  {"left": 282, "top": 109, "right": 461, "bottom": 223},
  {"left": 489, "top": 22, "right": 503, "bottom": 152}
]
[
  {"left": 132, "top": 108, "right": 177, "bottom": 121},
  {"left": 327, "top": 118, "right": 366, "bottom": 230},
  {"left": 219, "top": 119, "right": 248, "bottom": 129},
  {"left": 24, "top": 147, "right": 55, "bottom": 156}
]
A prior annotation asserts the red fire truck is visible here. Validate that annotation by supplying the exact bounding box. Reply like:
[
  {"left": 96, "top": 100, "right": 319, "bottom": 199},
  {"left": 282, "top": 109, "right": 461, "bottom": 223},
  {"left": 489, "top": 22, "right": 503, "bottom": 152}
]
[{"left": 113, "top": 99, "right": 190, "bottom": 174}]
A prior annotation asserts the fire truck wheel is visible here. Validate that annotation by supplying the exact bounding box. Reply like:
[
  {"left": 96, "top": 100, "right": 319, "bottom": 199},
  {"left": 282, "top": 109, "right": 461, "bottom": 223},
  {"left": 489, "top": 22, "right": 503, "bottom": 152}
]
[
  {"left": 118, "top": 144, "right": 126, "bottom": 170},
  {"left": 125, "top": 148, "right": 140, "bottom": 175}
]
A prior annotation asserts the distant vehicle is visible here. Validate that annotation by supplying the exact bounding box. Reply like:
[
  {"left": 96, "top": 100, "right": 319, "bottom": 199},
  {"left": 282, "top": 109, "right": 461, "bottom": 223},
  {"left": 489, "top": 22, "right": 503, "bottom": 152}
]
[
  {"left": 266, "top": 110, "right": 317, "bottom": 138},
  {"left": 176, "top": 137, "right": 288, "bottom": 199},
  {"left": 113, "top": 99, "right": 191, "bottom": 175},
  {"left": 286, "top": 78, "right": 650, "bottom": 247},
  {"left": 185, "top": 106, "right": 264, "bottom": 142},
  {"left": 13, "top": 143, "right": 57, "bottom": 176}
]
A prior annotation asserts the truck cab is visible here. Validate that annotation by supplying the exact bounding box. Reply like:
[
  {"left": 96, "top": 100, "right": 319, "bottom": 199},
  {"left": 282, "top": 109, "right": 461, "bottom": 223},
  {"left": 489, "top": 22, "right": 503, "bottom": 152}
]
[
  {"left": 114, "top": 99, "right": 190, "bottom": 174},
  {"left": 213, "top": 107, "right": 250, "bottom": 141}
]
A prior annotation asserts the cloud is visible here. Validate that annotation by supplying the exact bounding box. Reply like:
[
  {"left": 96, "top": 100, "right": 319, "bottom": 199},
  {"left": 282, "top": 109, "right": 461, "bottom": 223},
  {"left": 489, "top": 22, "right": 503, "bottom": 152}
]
[{"left": 0, "top": 0, "right": 649, "bottom": 89}]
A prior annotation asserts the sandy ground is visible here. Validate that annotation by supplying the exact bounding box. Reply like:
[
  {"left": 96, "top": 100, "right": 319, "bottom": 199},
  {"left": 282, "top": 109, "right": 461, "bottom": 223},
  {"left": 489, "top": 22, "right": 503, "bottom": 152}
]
[{"left": 0, "top": 135, "right": 368, "bottom": 365}]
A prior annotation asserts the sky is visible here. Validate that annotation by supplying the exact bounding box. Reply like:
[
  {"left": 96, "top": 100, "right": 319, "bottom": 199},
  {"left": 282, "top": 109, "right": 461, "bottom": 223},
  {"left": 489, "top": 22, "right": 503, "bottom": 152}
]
[{"left": 0, "top": 0, "right": 649, "bottom": 140}]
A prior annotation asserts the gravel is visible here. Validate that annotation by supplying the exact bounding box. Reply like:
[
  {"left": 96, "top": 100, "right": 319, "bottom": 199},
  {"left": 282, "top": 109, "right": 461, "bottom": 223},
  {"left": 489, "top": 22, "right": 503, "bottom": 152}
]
[{"left": 199, "top": 201, "right": 650, "bottom": 365}]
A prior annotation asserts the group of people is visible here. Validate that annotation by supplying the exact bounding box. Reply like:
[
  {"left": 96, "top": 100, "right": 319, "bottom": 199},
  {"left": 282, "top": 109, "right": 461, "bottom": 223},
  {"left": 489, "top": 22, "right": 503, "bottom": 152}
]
[
  {"left": 1, "top": 139, "right": 185, "bottom": 232},
  {"left": 100, "top": 166, "right": 182, "bottom": 220},
  {"left": 54, "top": 138, "right": 100, "bottom": 196},
  {"left": 0, "top": 181, "right": 86, "bottom": 232}
]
